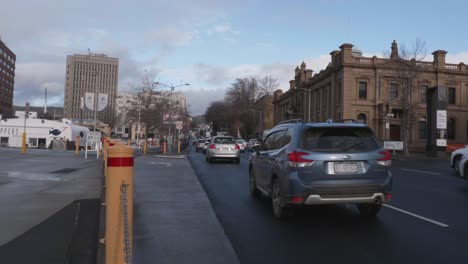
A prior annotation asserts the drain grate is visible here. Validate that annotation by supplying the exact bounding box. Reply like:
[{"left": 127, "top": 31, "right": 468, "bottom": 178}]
[{"left": 51, "top": 168, "right": 80, "bottom": 174}]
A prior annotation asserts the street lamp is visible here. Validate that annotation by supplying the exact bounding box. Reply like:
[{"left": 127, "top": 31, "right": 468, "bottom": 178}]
[
  {"left": 21, "top": 102, "right": 30, "bottom": 154},
  {"left": 154, "top": 81, "right": 189, "bottom": 154},
  {"left": 296, "top": 87, "right": 312, "bottom": 122}
]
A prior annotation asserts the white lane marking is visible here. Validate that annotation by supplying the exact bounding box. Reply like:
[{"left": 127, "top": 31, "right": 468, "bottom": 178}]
[
  {"left": 401, "top": 169, "right": 441, "bottom": 175},
  {"left": 383, "top": 204, "right": 448, "bottom": 228}
]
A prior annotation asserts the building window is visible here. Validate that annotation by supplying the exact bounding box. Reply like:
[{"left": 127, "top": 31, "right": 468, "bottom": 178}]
[
  {"left": 448, "top": 118, "right": 456, "bottom": 140},
  {"left": 359, "top": 81, "right": 367, "bottom": 100},
  {"left": 421, "top": 85, "right": 428, "bottom": 104},
  {"left": 357, "top": 113, "right": 367, "bottom": 124},
  {"left": 389, "top": 83, "right": 398, "bottom": 100},
  {"left": 418, "top": 120, "right": 426, "bottom": 139},
  {"left": 448, "top": 88, "right": 456, "bottom": 105}
]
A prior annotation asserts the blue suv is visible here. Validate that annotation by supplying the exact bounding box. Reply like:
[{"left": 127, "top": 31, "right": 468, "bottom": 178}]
[{"left": 248, "top": 119, "right": 392, "bottom": 219}]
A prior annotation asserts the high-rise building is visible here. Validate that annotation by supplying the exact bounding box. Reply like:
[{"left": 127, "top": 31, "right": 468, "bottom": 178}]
[
  {"left": 0, "top": 40, "right": 16, "bottom": 118},
  {"left": 64, "top": 53, "right": 119, "bottom": 126}
]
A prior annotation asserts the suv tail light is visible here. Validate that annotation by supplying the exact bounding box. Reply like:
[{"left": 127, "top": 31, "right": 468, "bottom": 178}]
[
  {"left": 210, "top": 144, "right": 216, "bottom": 149},
  {"left": 288, "top": 151, "right": 315, "bottom": 167},
  {"left": 377, "top": 150, "right": 391, "bottom": 166},
  {"left": 235, "top": 144, "right": 240, "bottom": 150}
]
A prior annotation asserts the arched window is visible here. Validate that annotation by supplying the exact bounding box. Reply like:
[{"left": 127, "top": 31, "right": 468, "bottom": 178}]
[
  {"left": 448, "top": 118, "right": 456, "bottom": 140},
  {"left": 357, "top": 113, "right": 367, "bottom": 124}
]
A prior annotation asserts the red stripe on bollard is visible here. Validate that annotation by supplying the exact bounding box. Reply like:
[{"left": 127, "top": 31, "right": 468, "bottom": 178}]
[{"left": 107, "top": 157, "right": 134, "bottom": 167}]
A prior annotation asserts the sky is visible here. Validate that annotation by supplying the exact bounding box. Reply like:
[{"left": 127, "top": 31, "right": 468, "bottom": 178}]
[{"left": 1, "top": 0, "right": 467, "bottom": 115}]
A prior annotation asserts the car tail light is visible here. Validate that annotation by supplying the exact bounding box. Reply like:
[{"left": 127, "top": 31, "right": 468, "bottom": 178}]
[
  {"left": 288, "top": 151, "right": 315, "bottom": 167},
  {"left": 210, "top": 144, "right": 216, "bottom": 149},
  {"left": 290, "top": 196, "right": 305, "bottom": 204},
  {"left": 385, "top": 193, "right": 392, "bottom": 202},
  {"left": 235, "top": 144, "right": 240, "bottom": 150},
  {"left": 377, "top": 150, "right": 391, "bottom": 166}
]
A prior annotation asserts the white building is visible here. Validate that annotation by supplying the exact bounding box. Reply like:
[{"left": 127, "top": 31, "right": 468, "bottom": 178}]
[
  {"left": 0, "top": 118, "right": 89, "bottom": 149},
  {"left": 15, "top": 111, "right": 38, "bottom": 119}
]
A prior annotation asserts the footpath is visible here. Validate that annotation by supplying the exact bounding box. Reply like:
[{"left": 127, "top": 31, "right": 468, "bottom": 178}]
[{"left": 130, "top": 154, "right": 239, "bottom": 264}]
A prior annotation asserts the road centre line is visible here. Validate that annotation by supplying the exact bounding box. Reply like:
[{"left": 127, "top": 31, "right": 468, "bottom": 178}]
[
  {"left": 401, "top": 168, "right": 441, "bottom": 175},
  {"left": 383, "top": 204, "right": 448, "bottom": 228}
]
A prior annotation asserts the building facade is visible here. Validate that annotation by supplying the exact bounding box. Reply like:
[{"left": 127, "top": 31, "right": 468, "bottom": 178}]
[
  {"left": 273, "top": 41, "right": 468, "bottom": 150},
  {"left": 253, "top": 94, "right": 274, "bottom": 137},
  {"left": 64, "top": 53, "right": 119, "bottom": 126},
  {"left": 0, "top": 40, "right": 16, "bottom": 118}
]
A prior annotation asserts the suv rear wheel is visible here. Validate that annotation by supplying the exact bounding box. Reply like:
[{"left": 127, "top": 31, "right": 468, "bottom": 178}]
[
  {"left": 272, "top": 178, "right": 291, "bottom": 219},
  {"left": 454, "top": 156, "right": 461, "bottom": 175},
  {"left": 357, "top": 203, "right": 381, "bottom": 218}
]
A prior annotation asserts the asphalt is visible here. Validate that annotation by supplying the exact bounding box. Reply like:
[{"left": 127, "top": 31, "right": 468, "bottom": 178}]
[
  {"left": 0, "top": 148, "right": 102, "bottom": 263},
  {"left": 187, "top": 148, "right": 468, "bottom": 264},
  {"left": 132, "top": 154, "right": 239, "bottom": 264}
]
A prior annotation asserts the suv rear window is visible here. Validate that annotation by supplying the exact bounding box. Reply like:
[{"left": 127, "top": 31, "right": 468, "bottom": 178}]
[
  {"left": 214, "top": 137, "right": 236, "bottom": 144},
  {"left": 300, "top": 126, "right": 379, "bottom": 153}
]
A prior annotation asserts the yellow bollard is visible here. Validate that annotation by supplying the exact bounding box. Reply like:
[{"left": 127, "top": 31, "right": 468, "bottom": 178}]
[
  {"left": 21, "top": 132, "right": 27, "bottom": 154},
  {"left": 64, "top": 137, "right": 68, "bottom": 150},
  {"left": 143, "top": 140, "right": 147, "bottom": 155},
  {"left": 178, "top": 140, "right": 181, "bottom": 154},
  {"left": 127, "top": 139, "right": 130, "bottom": 146},
  {"left": 106, "top": 146, "right": 134, "bottom": 264},
  {"left": 75, "top": 136, "right": 80, "bottom": 156},
  {"left": 163, "top": 142, "right": 167, "bottom": 154}
]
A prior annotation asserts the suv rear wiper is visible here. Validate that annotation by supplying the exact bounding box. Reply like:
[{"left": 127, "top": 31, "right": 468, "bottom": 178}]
[{"left": 341, "top": 141, "right": 364, "bottom": 152}]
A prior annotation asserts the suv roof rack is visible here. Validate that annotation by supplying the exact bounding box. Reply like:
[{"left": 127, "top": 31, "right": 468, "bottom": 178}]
[
  {"left": 278, "top": 119, "right": 304, "bottom": 125},
  {"left": 326, "top": 118, "right": 360, "bottom": 124}
]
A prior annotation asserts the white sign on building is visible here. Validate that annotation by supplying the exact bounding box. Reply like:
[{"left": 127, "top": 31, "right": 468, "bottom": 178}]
[
  {"left": 436, "top": 110, "right": 447, "bottom": 129},
  {"left": 384, "top": 141, "right": 404, "bottom": 150}
]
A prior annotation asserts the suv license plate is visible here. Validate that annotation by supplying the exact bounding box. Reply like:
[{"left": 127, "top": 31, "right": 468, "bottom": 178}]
[{"left": 334, "top": 163, "right": 358, "bottom": 173}]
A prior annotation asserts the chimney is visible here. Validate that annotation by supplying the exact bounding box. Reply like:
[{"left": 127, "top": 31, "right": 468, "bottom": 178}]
[
  {"left": 330, "top": 50, "right": 340, "bottom": 66},
  {"left": 305, "top": 69, "right": 313, "bottom": 80},
  {"left": 339, "top": 43, "right": 354, "bottom": 63},
  {"left": 390, "top": 40, "right": 399, "bottom": 59},
  {"left": 289, "top": 80, "right": 296, "bottom": 90},
  {"left": 432, "top": 50, "right": 447, "bottom": 70}
]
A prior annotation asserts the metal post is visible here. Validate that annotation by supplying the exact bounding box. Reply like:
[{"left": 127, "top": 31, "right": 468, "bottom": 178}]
[
  {"left": 137, "top": 108, "right": 141, "bottom": 149},
  {"left": 168, "top": 85, "right": 173, "bottom": 154},
  {"left": 93, "top": 72, "right": 98, "bottom": 132},
  {"left": 21, "top": 102, "right": 29, "bottom": 154},
  {"left": 308, "top": 89, "right": 311, "bottom": 122}
]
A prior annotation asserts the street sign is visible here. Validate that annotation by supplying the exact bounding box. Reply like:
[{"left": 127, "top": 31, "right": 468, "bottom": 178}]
[
  {"left": 436, "top": 139, "right": 447, "bottom": 147},
  {"left": 385, "top": 122, "right": 390, "bottom": 129},
  {"left": 176, "top": 121, "right": 183, "bottom": 130},
  {"left": 436, "top": 110, "right": 447, "bottom": 129},
  {"left": 384, "top": 141, "right": 403, "bottom": 150},
  {"left": 85, "top": 132, "right": 101, "bottom": 159}
]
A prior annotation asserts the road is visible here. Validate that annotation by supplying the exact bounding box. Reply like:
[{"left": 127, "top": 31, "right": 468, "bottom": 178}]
[{"left": 188, "top": 148, "right": 468, "bottom": 264}]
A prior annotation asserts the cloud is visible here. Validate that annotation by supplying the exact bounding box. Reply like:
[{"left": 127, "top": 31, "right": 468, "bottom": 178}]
[
  {"left": 446, "top": 52, "right": 468, "bottom": 64},
  {"left": 207, "top": 24, "right": 240, "bottom": 35}
]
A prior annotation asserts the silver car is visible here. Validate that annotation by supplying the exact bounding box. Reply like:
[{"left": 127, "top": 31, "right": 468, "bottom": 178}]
[{"left": 206, "top": 136, "right": 240, "bottom": 163}]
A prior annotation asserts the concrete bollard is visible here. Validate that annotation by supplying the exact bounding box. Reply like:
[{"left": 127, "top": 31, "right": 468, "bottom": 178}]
[
  {"left": 76, "top": 136, "right": 80, "bottom": 156},
  {"left": 106, "top": 146, "right": 134, "bottom": 264}
]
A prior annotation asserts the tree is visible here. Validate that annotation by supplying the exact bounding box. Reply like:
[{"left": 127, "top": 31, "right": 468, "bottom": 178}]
[
  {"left": 124, "top": 73, "right": 170, "bottom": 138},
  {"left": 258, "top": 75, "right": 279, "bottom": 97},
  {"left": 388, "top": 39, "right": 427, "bottom": 156}
]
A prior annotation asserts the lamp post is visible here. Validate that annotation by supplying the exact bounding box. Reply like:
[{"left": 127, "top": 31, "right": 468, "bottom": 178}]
[
  {"left": 137, "top": 107, "right": 141, "bottom": 148},
  {"left": 296, "top": 87, "right": 311, "bottom": 122},
  {"left": 21, "top": 102, "right": 30, "bottom": 154},
  {"left": 92, "top": 71, "right": 99, "bottom": 132},
  {"left": 154, "top": 81, "right": 189, "bottom": 154}
]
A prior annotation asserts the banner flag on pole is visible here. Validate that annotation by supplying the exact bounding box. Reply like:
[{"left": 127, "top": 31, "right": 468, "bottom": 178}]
[
  {"left": 97, "top": 93, "right": 108, "bottom": 111},
  {"left": 85, "top": 92, "right": 94, "bottom": 110}
]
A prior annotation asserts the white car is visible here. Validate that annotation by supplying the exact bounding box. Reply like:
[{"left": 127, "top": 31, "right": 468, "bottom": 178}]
[
  {"left": 235, "top": 139, "right": 247, "bottom": 152},
  {"left": 450, "top": 146, "right": 468, "bottom": 176},
  {"left": 457, "top": 156, "right": 468, "bottom": 180}
]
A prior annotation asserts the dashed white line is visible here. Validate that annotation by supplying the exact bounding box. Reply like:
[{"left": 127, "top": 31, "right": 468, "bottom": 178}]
[
  {"left": 383, "top": 204, "right": 449, "bottom": 228},
  {"left": 401, "top": 169, "right": 441, "bottom": 175}
]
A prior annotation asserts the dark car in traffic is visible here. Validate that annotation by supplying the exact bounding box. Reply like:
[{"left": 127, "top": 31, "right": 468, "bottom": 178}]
[{"left": 248, "top": 119, "right": 392, "bottom": 219}]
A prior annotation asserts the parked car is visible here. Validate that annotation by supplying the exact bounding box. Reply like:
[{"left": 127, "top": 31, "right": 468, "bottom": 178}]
[
  {"left": 195, "top": 139, "right": 206, "bottom": 152},
  {"left": 451, "top": 146, "right": 468, "bottom": 176},
  {"left": 206, "top": 136, "right": 240, "bottom": 163},
  {"left": 457, "top": 156, "right": 468, "bottom": 180},
  {"left": 236, "top": 139, "right": 247, "bottom": 152},
  {"left": 203, "top": 138, "right": 212, "bottom": 153},
  {"left": 248, "top": 119, "right": 392, "bottom": 219},
  {"left": 247, "top": 139, "right": 259, "bottom": 152}
]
